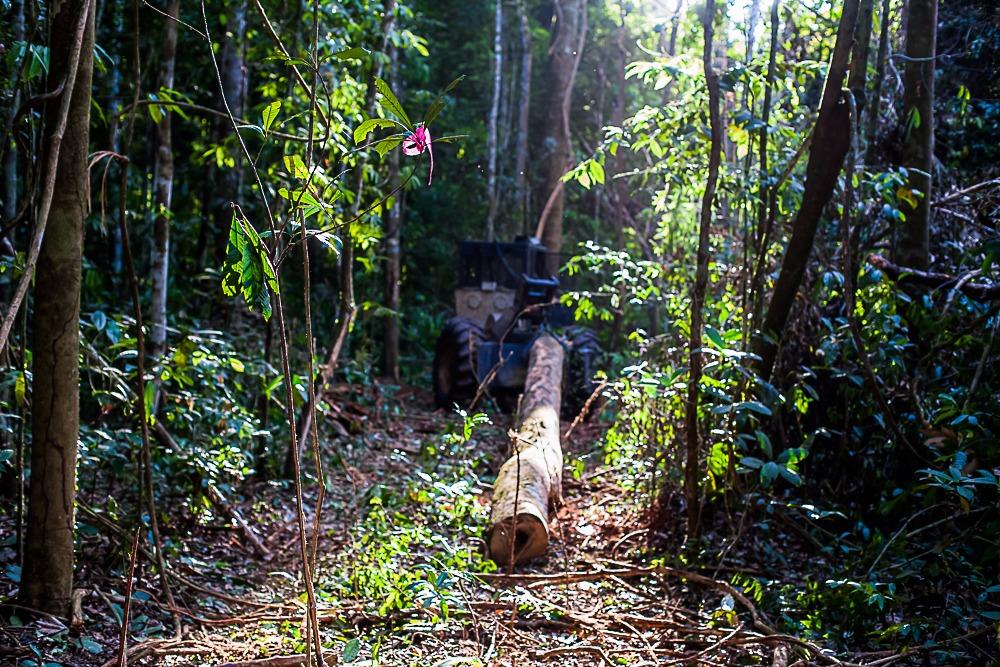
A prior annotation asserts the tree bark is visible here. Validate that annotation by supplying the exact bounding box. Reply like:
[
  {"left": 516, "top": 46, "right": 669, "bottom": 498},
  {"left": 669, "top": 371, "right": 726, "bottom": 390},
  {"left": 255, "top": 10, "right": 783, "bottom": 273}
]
[
  {"left": 2, "top": 0, "right": 24, "bottom": 225},
  {"left": 752, "top": 0, "right": 860, "bottom": 380},
  {"left": 485, "top": 0, "right": 503, "bottom": 240},
  {"left": 488, "top": 335, "right": 564, "bottom": 566},
  {"left": 22, "top": 0, "right": 94, "bottom": 616},
  {"left": 149, "top": 0, "right": 179, "bottom": 359},
  {"left": 864, "top": 0, "right": 892, "bottom": 164},
  {"left": 849, "top": 0, "right": 875, "bottom": 116},
  {"left": 513, "top": 0, "right": 532, "bottom": 233},
  {"left": 895, "top": 0, "right": 937, "bottom": 270},
  {"left": 383, "top": 43, "right": 402, "bottom": 382},
  {"left": 684, "top": 0, "right": 723, "bottom": 542},
  {"left": 287, "top": 0, "right": 398, "bottom": 478},
  {"left": 535, "top": 0, "right": 587, "bottom": 268},
  {"left": 212, "top": 2, "right": 247, "bottom": 267}
]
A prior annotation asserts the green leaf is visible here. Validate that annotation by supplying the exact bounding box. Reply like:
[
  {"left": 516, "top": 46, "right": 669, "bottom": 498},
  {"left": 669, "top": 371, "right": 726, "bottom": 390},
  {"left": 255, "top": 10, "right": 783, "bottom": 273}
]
[
  {"left": 14, "top": 372, "right": 25, "bottom": 407},
  {"left": 79, "top": 637, "right": 103, "bottom": 655},
  {"left": 262, "top": 101, "right": 281, "bottom": 133},
  {"left": 283, "top": 154, "right": 309, "bottom": 179},
  {"left": 374, "top": 136, "right": 403, "bottom": 159},
  {"left": 354, "top": 118, "right": 398, "bottom": 145},
  {"left": 761, "top": 461, "right": 781, "bottom": 485},
  {"left": 343, "top": 638, "right": 361, "bottom": 662},
  {"left": 221, "top": 214, "right": 278, "bottom": 320},
  {"left": 333, "top": 47, "right": 371, "bottom": 62},
  {"left": 733, "top": 401, "right": 772, "bottom": 417},
  {"left": 375, "top": 77, "right": 411, "bottom": 128}
]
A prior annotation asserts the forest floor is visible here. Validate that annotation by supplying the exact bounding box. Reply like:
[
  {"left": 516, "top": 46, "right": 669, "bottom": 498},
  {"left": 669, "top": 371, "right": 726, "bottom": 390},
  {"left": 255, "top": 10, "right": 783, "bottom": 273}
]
[{"left": 2, "top": 385, "right": 841, "bottom": 666}]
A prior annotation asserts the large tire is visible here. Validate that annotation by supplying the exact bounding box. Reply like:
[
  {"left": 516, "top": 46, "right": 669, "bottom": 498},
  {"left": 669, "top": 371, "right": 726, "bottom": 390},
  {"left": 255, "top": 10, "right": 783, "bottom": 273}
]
[
  {"left": 433, "top": 317, "right": 485, "bottom": 409},
  {"left": 563, "top": 326, "right": 604, "bottom": 419}
]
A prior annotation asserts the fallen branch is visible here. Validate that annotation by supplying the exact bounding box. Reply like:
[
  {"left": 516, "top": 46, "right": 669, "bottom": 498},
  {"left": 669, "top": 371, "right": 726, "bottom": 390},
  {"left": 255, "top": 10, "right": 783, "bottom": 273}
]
[
  {"left": 867, "top": 254, "right": 1000, "bottom": 301},
  {"left": 932, "top": 178, "right": 1000, "bottom": 208}
]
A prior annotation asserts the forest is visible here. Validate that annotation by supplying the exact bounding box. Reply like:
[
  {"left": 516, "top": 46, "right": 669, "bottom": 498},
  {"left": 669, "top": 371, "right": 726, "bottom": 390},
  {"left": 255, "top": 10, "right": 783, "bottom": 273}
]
[{"left": 0, "top": 0, "right": 998, "bottom": 664}]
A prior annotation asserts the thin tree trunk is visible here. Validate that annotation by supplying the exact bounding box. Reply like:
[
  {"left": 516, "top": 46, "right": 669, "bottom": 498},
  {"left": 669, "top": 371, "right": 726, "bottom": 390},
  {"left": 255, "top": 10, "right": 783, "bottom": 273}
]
[
  {"left": 21, "top": 0, "right": 94, "bottom": 616},
  {"left": 865, "top": 0, "right": 892, "bottom": 164},
  {"left": 288, "top": 0, "right": 397, "bottom": 478},
  {"left": 535, "top": 0, "right": 587, "bottom": 268},
  {"left": 149, "top": 0, "right": 179, "bottom": 359},
  {"left": 3, "top": 0, "right": 24, "bottom": 225},
  {"left": 895, "top": 0, "right": 937, "bottom": 270},
  {"left": 485, "top": 0, "right": 503, "bottom": 240},
  {"left": 684, "top": 0, "right": 723, "bottom": 542},
  {"left": 849, "top": 0, "right": 875, "bottom": 117},
  {"left": 513, "top": 0, "right": 532, "bottom": 233},
  {"left": 668, "top": 0, "right": 684, "bottom": 56},
  {"left": 383, "top": 43, "right": 402, "bottom": 382},
  {"left": 212, "top": 2, "right": 247, "bottom": 267},
  {"left": 752, "top": 0, "right": 861, "bottom": 379},
  {"left": 748, "top": 0, "right": 780, "bottom": 325}
]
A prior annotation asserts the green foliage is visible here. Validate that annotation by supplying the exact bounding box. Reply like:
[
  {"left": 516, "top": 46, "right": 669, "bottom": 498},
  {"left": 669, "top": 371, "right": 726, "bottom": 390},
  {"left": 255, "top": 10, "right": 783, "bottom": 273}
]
[{"left": 221, "top": 213, "right": 279, "bottom": 321}]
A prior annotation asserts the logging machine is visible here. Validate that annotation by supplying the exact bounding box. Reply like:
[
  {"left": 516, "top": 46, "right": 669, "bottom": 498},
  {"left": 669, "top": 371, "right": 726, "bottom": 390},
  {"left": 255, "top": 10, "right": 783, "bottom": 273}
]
[{"left": 432, "top": 236, "right": 603, "bottom": 415}]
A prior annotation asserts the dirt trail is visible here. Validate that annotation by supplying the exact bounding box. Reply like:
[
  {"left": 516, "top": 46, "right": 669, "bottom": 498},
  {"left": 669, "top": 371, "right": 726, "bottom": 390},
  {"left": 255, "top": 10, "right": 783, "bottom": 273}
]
[{"left": 2, "top": 387, "right": 787, "bottom": 666}]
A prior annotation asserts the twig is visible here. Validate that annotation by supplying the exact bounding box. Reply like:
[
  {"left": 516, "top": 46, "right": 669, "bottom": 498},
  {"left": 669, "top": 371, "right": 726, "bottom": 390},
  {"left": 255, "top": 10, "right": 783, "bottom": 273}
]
[
  {"left": 116, "top": 529, "right": 141, "bottom": 667},
  {"left": 530, "top": 644, "right": 615, "bottom": 666}
]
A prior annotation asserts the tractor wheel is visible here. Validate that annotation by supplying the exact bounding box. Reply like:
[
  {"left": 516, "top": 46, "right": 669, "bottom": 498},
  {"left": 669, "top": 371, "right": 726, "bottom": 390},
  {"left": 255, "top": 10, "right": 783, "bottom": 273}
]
[
  {"left": 433, "top": 317, "right": 485, "bottom": 409},
  {"left": 563, "top": 326, "right": 604, "bottom": 419}
]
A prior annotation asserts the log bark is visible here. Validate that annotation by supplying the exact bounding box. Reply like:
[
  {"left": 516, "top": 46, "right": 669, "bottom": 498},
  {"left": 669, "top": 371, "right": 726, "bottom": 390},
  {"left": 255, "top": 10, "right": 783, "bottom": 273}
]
[{"left": 488, "top": 335, "right": 564, "bottom": 566}]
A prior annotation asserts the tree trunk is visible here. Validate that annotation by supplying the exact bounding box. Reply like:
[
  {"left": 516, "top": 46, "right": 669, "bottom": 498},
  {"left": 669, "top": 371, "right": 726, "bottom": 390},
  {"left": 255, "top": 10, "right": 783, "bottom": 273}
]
[
  {"left": 683, "top": 0, "right": 723, "bottom": 542},
  {"left": 864, "top": 0, "right": 893, "bottom": 164},
  {"left": 22, "top": 0, "right": 94, "bottom": 616},
  {"left": 513, "top": 0, "right": 532, "bottom": 233},
  {"left": 149, "top": 0, "right": 179, "bottom": 359},
  {"left": 895, "top": 0, "right": 937, "bottom": 270},
  {"left": 485, "top": 0, "right": 504, "bottom": 240},
  {"left": 487, "top": 335, "right": 564, "bottom": 566},
  {"left": 849, "top": 0, "right": 875, "bottom": 116},
  {"left": 383, "top": 43, "right": 402, "bottom": 383},
  {"left": 535, "top": 0, "right": 587, "bottom": 268},
  {"left": 2, "top": 0, "right": 24, "bottom": 226},
  {"left": 287, "top": 0, "right": 398, "bottom": 478},
  {"left": 212, "top": 3, "right": 247, "bottom": 267},
  {"left": 752, "top": 0, "right": 860, "bottom": 379}
]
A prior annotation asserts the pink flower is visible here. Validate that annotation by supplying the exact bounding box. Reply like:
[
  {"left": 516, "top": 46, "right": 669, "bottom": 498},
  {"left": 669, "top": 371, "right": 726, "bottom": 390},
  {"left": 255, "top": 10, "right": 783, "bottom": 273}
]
[{"left": 402, "top": 124, "right": 434, "bottom": 185}]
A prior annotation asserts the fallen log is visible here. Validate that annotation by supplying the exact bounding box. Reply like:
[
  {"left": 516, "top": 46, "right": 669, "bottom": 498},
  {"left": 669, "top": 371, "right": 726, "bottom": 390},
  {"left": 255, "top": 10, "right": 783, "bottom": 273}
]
[
  {"left": 487, "top": 334, "right": 564, "bottom": 566},
  {"left": 867, "top": 254, "right": 1000, "bottom": 301}
]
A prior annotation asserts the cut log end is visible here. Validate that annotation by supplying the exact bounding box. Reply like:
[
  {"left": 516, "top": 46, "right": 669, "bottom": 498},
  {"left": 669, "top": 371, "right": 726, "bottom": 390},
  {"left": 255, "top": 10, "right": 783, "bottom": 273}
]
[{"left": 487, "top": 513, "right": 549, "bottom": 567}]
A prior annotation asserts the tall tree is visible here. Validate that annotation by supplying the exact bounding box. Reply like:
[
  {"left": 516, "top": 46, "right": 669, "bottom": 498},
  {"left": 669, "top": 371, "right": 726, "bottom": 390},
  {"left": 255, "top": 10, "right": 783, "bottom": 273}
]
[
  {"left": 150, "top": 0, "right": 180, "bottom": 359},
  {"left": 752, "top": 0, "right": 860, "bottom": 379},
  {"left": 485, "top": 0, "right": 503, "bottom": 240},
  {"left": 896, "top": 0, "right": 937, "bottom": 270},
  {"left": 865, "top": 0, "right": 892, "bottom": 164},
  {"left": 21, "top": 0, "right": 94, "bottom": 615},
  {"left": 535, "top": 0, "right": 587, "bottom": 268},
  {"left": 684, "top": 0, "right": 723, "bottom": 541},
  {"left": 513, "top": 0, "right": 532, "bottom": 232},
  {"left": 384, "top": 43, "right": 403, "bottom": 382},
  {"left": 212, "top": 2, "right": 247, "bottom": 266},
  {"left": 2, "top": 0, "right": 24, "bottom": 229}
]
